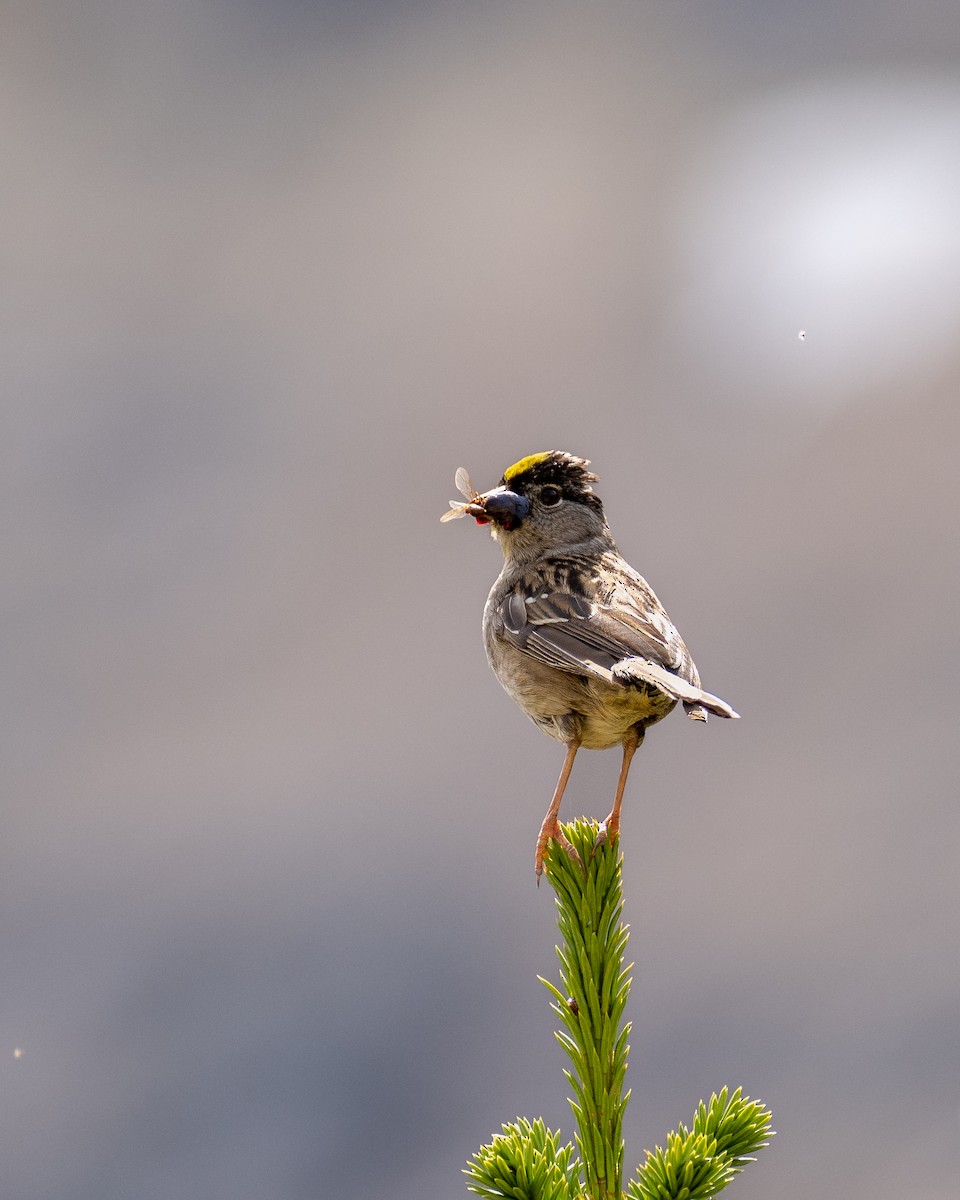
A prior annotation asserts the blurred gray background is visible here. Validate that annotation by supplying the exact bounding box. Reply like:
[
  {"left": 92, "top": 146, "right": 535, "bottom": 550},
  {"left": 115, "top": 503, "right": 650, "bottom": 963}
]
[{"left": 4, "top": 2, "right": 959, "bottom": 1198}]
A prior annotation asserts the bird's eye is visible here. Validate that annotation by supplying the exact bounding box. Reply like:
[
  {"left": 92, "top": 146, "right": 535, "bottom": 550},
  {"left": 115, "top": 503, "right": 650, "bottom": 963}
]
[{"left": 540, "top": 485, "right": 562, "bottom": 507}]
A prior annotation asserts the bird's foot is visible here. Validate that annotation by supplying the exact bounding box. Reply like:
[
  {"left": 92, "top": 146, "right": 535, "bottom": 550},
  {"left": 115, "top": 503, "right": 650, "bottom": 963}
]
[
  {"left": 592, "top": 811, "right": 621, "bottom": 857},
  {"left": 535, "top": 818, "right": 584, "bottom": 882}
]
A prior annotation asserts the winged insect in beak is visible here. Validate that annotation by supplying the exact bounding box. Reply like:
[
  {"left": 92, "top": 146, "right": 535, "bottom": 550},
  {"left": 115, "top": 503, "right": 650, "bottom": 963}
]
[{"left": 440, "top": 467, "right": 490, "bottom": 524}]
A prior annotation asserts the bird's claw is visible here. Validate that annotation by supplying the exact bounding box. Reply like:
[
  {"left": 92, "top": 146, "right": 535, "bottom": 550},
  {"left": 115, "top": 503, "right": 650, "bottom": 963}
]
[
  {"left": 535, "top": 823, "right": 584, "bottom": 882},
  {"left": 591, "top": 814, "right": 620, "bottom": 858}
]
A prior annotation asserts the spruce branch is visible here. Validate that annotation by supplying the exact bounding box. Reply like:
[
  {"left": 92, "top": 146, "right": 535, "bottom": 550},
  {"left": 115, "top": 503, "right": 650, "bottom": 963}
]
[
  {"left": 465, "top": 819, "right": 773, "bottom": 1200},
  {"left": 540, "top": 821, "right": 632, "bottom": 1200},
  {"left": 464, "top": 1118, "right": 578, "bottom": 1200},
  {"left": 627, "top": 1088, "right": 773, "bottom": 1200}
]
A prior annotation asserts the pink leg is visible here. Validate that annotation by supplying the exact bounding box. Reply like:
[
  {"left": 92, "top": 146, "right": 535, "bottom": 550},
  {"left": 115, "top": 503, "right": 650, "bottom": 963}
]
[
  {"left": 535, "top": 741, "right": 583, "bottom": 878},
  {"left": 595, "top": 726, "right": 642, "bottom": 851}
]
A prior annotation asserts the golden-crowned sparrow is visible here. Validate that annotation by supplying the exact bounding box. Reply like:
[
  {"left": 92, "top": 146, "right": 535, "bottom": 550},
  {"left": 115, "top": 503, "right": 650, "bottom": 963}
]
[{"left": 442, "top": 451, "right": 738, "bottom": 876}]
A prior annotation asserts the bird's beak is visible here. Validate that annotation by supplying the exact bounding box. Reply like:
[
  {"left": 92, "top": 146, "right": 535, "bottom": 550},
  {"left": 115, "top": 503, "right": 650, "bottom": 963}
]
[{"left": 477, "top": 486, "right": 530, "bottom": 531}]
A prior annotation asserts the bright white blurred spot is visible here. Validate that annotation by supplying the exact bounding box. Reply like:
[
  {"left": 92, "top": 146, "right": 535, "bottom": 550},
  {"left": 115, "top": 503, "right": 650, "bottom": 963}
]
[
  {"left": 670, "top": 75, "right": 960, "bottom": 410},
  {"left": 798, "top": 330, "right": 806, "bottom": 341},
  {"left": 13, "top": 1047, "right": 23, "bottom": 1059}
]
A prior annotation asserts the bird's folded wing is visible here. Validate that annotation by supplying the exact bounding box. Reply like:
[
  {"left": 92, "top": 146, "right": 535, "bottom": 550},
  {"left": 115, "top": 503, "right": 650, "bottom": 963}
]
[
  {"left": 498, "top": 585, "right": 738, "bottom": 719},
  {"left": 500, "top": 587, "right": 683, "bottom": 680}
]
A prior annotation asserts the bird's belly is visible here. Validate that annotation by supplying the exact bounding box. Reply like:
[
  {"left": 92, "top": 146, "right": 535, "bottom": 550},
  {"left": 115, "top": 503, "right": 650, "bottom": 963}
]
[
  {"left": 576, "top": 681, "right": 676, "bottom": 749},
  {"left": 502, "top": 663, "right": 676, "bottom": 749}
]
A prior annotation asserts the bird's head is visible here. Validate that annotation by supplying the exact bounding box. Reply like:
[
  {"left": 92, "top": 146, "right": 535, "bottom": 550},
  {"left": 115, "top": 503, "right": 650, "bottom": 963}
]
[{"left": 443, "top": 452, "right": 612, "bottom": 562}]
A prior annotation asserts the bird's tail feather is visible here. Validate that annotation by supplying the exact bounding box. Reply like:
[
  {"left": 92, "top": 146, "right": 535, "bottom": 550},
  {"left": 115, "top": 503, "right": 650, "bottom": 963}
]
[{"left": 611, "top": 657, "right": 740, "bottom": 720}]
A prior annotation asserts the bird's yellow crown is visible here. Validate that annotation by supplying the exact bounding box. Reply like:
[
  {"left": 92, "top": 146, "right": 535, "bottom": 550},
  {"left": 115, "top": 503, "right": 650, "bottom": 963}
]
[{"left": 503, "top": 452, "right": 554, "bottom": 484}]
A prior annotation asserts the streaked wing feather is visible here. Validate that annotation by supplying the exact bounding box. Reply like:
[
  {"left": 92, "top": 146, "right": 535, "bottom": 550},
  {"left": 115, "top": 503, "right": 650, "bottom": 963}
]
[
  {"left": 497, "top": 572, "right": 738, "bottom": 706},
  {"left": 524, "top": 626, "right": 613, "bottom": 677},
  {"left": 516, "top": 587, "right": 686, "bottom": 674}
]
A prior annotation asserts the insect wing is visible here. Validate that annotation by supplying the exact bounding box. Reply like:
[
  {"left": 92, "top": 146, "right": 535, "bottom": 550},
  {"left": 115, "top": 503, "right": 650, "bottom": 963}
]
[
  {"left": 440, "top": 501, "right": 472, "bottom": 522},
  {"left": 454, "top": 467, "right": 475, "bottom": 500},
  {"left": 441, "top": 466, "right": 485, "bottom": 521}
]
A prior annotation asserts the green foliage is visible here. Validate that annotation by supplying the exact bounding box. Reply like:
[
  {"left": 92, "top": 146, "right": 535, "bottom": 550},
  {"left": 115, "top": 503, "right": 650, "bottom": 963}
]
[
  {"left": 627, "top": 1088, "right": 773, "bottom": 1200},
  {"left": 466, "top": 820, "right": 773, "bottom": 1200},
  {"left": 540, "top": 821, "right": 632, "bottom": 1199},
  {"left": 464, "top": 1118, "right": 578, "bottom": 1200}
]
